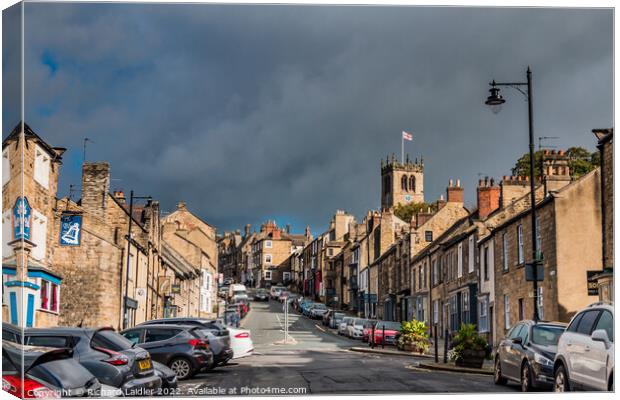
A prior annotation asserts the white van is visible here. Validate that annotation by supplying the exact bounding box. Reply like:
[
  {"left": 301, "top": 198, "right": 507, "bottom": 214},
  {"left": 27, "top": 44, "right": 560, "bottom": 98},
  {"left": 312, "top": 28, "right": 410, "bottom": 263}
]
[
  {"left": 269, "top": 286, "right": 286, "bottom": 300},
  {"left": 228, "top": 284, "right": 248, "bottom": 302}
]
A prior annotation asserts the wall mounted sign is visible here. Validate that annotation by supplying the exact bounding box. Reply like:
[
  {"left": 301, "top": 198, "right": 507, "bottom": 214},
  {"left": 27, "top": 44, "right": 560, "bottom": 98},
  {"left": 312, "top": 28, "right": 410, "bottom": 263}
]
[
  {"left": 586, "top": 270, "right": 600, "bottom": 296},
  {"left": 59, "top": 214, "right": 82, "bottom": 246},
  {"left": 404, "top": 195, "right": 412, "bottom": 202},
  {"left": 13, "top": 197, "right": 31, "bottom": 241},
  {"left": 171, "top": 284, "right": 181, "bottom": 294}
]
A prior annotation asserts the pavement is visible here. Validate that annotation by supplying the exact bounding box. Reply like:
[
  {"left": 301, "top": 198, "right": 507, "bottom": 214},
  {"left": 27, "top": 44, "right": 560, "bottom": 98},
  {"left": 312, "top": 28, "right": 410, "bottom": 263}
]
[{"left": 178, "top": 299, "right": 520, "bottom": 395}]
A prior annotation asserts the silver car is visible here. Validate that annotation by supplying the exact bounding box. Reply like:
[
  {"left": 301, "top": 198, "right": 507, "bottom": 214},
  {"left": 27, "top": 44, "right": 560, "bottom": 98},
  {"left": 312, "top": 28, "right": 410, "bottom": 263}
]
[
  {"left": 553, "top": 302, "right": 614, "bottom": 392},
  {"left": 338, "top": 317, "right": 353, "bottom": 335}
]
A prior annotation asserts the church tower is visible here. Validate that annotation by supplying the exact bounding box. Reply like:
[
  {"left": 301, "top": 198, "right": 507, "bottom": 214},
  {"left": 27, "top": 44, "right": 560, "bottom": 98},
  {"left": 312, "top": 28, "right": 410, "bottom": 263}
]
[{"left": 381, "top": 154, "right": 424, "bottom": 209}]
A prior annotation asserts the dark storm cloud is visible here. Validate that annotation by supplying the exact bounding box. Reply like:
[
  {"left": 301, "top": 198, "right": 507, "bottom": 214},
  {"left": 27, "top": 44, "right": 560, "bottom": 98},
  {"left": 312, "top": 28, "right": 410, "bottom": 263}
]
[{"left": 3, "top": 4, "right": 613, "bottom": 234}]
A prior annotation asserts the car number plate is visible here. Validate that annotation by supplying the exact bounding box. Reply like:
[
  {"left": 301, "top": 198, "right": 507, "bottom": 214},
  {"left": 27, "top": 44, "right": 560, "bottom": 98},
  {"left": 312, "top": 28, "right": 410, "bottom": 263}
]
[{"left": 138, "top": 359, "right": 152, "bottom": 370}]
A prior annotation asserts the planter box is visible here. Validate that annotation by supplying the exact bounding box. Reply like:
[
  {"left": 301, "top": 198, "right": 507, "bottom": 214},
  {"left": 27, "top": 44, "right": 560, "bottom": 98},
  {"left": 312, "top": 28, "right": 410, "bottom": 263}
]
[{"left": 455, "top": 349, "right": 486, "bottom": 369}]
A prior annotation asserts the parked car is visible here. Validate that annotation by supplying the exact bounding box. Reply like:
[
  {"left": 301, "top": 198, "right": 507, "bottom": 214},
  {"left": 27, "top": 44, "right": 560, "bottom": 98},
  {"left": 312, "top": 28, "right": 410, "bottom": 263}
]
[
  {"left": 338, "top": 317, "right": 354, "bottom": 336},
  {"left": 228, "top": 284, "right": 248, "bottom": 303},
  {"left": 192, "top": 329, "right": 234, "bottom": 368},
  {"left": 138, "top": 318, "right": 232, "bottom": 367},
  {"left": 270, "top": 286, "right": 287, "bottom": 300},
  {"left": 227, "top": 327, "right": 254, "bottom": 359},
  {"left": 121, "top": 324, "right": 213, "bottom": 380},
  {"left": 344, "top": 317, "right": 356, "bottom": 338},
  {"left": 362, "top": 320, "right": 378, "bottom": 342},
  {"left": 493, "top": 320, "right": 566, "bottom": 391},
  {"left": 2, "top": 324, "right": 161, "bottom": 396},
  {"left": 345, "top": 318, "right": 366, "bottom": 340},
  {"left": 2, "top": 340, "right": 110, "bottom": 398},
  {"left": 301, "top": 301, "right": 316, "bottom": 316},
  {"left": 253, "top": 288, "right": 269, "bottom": 301},
  {"left": 322, "top": 310, "right": 336, "bottom": 326},
  {"left": 373, "top": 321, "right": 402, "bottom": 345},
  {"left": 553, "top": 302, "right": 614, "bottom": 392},
  {"left": 309, "top": 303, "right": 329, "bottom": 319},
  {"left": 330, "top": 312, "right": 346, "bottom": 329}
]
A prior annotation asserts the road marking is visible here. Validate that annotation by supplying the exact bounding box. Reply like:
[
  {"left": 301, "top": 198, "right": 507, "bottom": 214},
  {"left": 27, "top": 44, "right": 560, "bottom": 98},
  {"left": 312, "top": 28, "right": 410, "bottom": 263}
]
[{"left": 315, "top": 324, "right": 326, "bottom": 332}]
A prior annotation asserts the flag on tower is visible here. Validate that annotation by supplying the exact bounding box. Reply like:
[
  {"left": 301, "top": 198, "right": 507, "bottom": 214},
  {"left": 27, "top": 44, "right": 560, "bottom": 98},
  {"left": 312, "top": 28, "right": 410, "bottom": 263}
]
[{"left": 402, "top": 131, "right": 413, "bottom": 141}]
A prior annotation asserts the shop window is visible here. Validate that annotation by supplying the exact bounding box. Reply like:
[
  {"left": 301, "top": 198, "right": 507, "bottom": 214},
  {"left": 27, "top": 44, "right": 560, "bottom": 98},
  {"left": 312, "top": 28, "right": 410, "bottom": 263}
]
[{"left": 39, "top": 280, "right": 59, "bottom": 313}]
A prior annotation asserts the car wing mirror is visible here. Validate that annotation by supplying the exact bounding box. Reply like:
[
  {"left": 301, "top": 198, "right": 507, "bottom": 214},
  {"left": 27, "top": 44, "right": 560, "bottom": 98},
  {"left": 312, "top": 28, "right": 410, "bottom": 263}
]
[
  {"left": 591, "top": 329, "right": 611, "bottom": 348},
  {"left": 512, "top": 337, "right": 523, "bottom": 345}
]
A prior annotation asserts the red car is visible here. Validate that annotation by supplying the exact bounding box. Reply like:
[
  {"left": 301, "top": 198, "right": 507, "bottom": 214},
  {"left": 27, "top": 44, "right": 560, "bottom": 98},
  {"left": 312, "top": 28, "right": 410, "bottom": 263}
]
[
  {"left": 372, "top": 321, "right": 402, "bottom": 345},
  {"left": 362, "top": 320, "right": 378, "bottom": 342}
]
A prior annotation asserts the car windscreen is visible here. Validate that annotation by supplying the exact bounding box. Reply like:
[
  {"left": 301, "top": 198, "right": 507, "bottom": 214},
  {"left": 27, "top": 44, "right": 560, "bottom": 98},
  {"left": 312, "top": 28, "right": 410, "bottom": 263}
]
[
  {"left": 354, "top": 319, "right": 368, "bottom": 326},
  {"left": 334, "top": 313, "right": 345, "bottom": 319},
  {"left": 91, "top": 329, "right": 134, "bottom": 351},
  {"left": 313, "top": 304, "right": 327, "bottom": 309},
  {"left": 29, "top": 358, "right": 95, "bottom": 389},
  {"left": 531, "top": 325, "right": 565, "bottom": 346}
]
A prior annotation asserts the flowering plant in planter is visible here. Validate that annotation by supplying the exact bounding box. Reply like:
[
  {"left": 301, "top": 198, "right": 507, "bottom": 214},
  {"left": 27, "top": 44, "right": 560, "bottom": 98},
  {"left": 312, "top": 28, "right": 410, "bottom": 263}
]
[
  {"left": 397, "top": 319, "right": 430, "bottom": 354},
  {"left": 450, "top": 323, "right": 491, "bottom": 368}
]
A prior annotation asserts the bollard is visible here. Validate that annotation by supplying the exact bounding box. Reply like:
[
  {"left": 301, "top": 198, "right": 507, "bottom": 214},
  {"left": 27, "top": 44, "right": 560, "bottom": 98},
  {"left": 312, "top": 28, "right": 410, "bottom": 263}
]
[
  {"left": 382, "top": 325, "right": 385, "bottom": 349},
  {"left": 443, "top": 329, "right": 448, "bottom": 364},
  {"left": 371, "top": 324, "right": 375, "bottom": 349},
  {"left": 434, "top": 324, "right": 438, "bottom": 363}
]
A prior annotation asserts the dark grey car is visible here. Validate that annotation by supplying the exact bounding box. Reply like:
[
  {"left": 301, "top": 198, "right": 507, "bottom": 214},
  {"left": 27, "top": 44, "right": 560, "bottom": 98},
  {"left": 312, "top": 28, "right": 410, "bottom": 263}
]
[
  {"left": 494, "top": 320, "right": 567, "bottom": 391},
  {"left": 138, "top": 318, "right": 233, "bottom": 366},
  {"left": 121, "top": 324, "right": 214, "bottom": 380},
  {"left": 3, "top": 340, "right": 104, "bottom": 398},
  {"left": 2, "top": 323, "right": 161, "bottom": 396}
]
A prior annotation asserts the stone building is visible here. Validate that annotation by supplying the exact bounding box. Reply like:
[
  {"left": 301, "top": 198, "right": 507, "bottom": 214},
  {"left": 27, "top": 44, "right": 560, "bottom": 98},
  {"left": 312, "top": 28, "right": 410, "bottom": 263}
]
[
  {"left": 2, "top": 123, "right": 65, "bottom": 327},
  {"left": 2, "top": 122, "right": 205, "bottom": 329},
  {"left": 489, "top": 161, "right": 602, "bottom": 345},
  {"left": 162, "top": 202, "right": 218, "bottom": 318},
  {"left": 592, "top": 128, "right": 613, "bottom": 302}
]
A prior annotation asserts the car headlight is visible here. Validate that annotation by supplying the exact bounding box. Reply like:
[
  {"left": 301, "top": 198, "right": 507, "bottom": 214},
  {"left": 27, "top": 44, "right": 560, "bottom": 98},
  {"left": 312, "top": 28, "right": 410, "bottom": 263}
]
[{"left": 534, "top": 353, "right": 553, "bottom": 367}]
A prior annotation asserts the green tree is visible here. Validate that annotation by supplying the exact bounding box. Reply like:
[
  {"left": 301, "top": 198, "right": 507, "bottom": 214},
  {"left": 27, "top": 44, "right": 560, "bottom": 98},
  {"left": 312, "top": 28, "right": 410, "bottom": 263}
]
[
  {"left": 511, "top": 146, "right": 599, "bottom": 180},
  {"left": 394, "top": 202, "right": 437, "bottom": 222}
]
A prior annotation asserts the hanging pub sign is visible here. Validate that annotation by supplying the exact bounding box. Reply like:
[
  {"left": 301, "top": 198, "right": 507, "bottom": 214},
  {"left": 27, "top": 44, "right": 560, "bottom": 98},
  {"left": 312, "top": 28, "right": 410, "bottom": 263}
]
[
  {"left": 586, "top": 271, "right": 600, "bottom": 296},
  {"left": 60, "top": 214, "right": 82, "bottom": 246},
  {"left": 171, "top": 284, "right": 181, "bottom": 294},
  {"left": 13, "top": 196, "right": 32, "bottom": 241}
]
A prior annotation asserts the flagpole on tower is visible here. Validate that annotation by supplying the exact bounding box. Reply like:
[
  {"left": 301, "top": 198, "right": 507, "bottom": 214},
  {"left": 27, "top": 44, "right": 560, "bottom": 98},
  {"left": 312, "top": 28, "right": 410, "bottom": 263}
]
[{"left": 402, "top": 135, "right": 404, "bottom": 164}]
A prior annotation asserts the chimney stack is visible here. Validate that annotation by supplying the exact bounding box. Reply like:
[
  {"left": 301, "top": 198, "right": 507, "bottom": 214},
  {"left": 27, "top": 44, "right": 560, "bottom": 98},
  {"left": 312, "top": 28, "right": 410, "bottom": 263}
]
[
  {"left": 81, "top": 162, "right": 110, "bottom": 219},
  {"left": 244, "top": 224, "right": 251, "bottom": 237},
  {"left": 446, "top": 179, "right": 464, "bottom": 203},
  {"left": 177, "top": 201, "right": 186, "bottom": 210},
  {"left": 477, "top": 176, "right": 500, "bottom": 219}
]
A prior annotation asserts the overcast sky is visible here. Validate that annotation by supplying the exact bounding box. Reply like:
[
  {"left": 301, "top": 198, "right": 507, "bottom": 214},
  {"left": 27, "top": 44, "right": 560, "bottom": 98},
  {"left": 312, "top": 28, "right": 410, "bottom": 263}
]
[{"left": 2, "top": 3, "right": 613, "bottom": 235}]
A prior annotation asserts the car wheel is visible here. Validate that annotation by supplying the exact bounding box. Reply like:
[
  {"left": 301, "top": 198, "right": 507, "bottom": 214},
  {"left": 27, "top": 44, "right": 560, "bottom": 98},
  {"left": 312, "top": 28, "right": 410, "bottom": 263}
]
[
  {"left": 521, "top": 362, "right": 533, "bottom": 392},
  {"left": 554, "top": 364, "right": 570, "bottom": 392},
  {"left": 169, "top": 358, "right": 194, "bottom": 380},
  {"left": 494, "top": 358, "right": 507, "bottom": 385}
]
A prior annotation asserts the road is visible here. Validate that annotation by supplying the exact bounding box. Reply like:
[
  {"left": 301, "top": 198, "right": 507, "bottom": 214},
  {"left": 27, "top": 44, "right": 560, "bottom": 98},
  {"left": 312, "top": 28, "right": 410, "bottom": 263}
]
[{"left": 178, "top": 299, "right": 520, "bottom": 395}]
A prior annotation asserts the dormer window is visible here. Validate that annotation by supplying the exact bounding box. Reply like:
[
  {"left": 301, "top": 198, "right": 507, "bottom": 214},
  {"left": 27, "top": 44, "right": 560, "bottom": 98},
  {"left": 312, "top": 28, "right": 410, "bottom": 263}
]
[{"left": 34, "top": 145, "right": 50, "bottom": 189}]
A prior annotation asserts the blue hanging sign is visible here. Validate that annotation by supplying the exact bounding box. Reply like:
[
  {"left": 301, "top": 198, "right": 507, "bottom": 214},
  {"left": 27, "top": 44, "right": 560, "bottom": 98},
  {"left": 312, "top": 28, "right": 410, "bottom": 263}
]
[
  {"left": 13, "top": 197, "right": 31, "bottom": 241},
  {"left": 60, "top": 214, "right": 82, "bottom": 246}
]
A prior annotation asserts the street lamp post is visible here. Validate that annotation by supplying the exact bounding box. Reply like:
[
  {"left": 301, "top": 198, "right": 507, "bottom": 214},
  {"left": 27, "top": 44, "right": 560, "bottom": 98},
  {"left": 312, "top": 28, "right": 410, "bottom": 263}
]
[
  {"left": 123, "top": 190, "right": 152, "bottom": 329},
  {"left": 485, "top": 66, "right": 541, "bottom": 322}
]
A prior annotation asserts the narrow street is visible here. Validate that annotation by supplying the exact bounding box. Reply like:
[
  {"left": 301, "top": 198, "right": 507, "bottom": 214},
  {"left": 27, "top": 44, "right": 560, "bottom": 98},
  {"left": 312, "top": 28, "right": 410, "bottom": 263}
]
[{"left": 178, "top": 300, "right": 520, "bottom": 395}]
